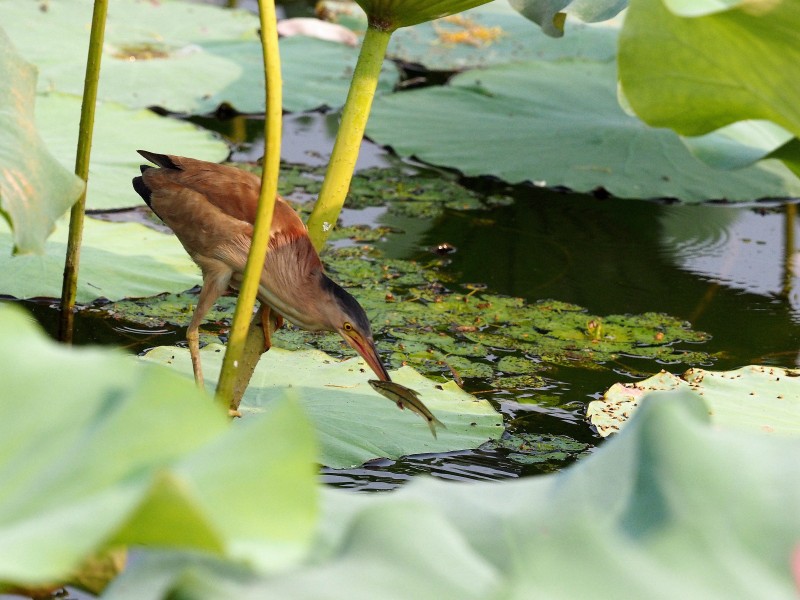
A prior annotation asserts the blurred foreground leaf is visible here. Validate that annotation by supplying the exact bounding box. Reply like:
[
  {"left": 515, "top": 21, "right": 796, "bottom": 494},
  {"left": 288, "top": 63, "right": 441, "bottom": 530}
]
[
  {"left": 0, "top": 304, "right": 318, "bottom": 591},
  {"left": 108, "top": 390, "right": 800, "bottom": 599},
  {"left": 619, "top": 0, "right": 800, "bottom": 178}
]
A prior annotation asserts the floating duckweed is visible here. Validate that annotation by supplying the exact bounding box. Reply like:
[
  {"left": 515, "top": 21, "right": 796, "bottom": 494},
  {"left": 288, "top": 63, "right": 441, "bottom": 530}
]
[
  {"left": 490, "top": 374, "right": 547, "bottom": 389},
  {"left": 482, "top": 432, "right": 590, "bottom": 467},
  {"left": 106, "top": 160, "right": 711, "bottom": 391}
]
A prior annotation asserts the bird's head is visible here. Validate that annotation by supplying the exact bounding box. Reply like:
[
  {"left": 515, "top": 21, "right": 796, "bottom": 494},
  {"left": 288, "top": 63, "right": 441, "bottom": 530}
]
[{"left": 319, "top": 275, "right": 391, "bottom": 382}]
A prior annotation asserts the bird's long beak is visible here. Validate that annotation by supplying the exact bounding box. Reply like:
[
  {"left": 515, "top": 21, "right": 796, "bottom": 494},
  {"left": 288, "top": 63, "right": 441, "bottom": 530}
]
[{"left": 343, "top": 332, "right": 391, "bottom": 382}]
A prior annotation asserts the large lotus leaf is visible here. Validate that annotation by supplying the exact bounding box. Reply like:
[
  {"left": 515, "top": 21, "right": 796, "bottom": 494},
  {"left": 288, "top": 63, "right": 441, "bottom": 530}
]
[
  {"left": 140, "top": 344, "right": 504, "bottom": 469},
  {"left": 507, "top": 0, "right": 627, "bottom": 37},
  {"left": 587, "top": 366, "right": 800, "bottom": 437},
  {"left": 0, "top": 28, "right": 83, "bottom": 255},
  {"left": 106, "top": 390, "right": 800, "bottom": 599},
  {"left": 278, "top": 36, "right": 399, "bottom": 112},
  {"left": 2, "top": 0, "right": 397, "bottom": 114},
  {"left": 0, "top": 216, "right": 201, "bottom": 303},
  {"left": 0, "top": 304, "right": 317, "bottom": 589},
  {"left": 618, "top": 0, "right": 800, "bottom": 139},
  {"left": 36, "top": 93, "right": 229, "bottom": 211},
  {"left": 325, "top": 1, "right": 618, "bottom": 70},
  {"left": 366, "top": 60, "right": 800, "bottom": 201}
]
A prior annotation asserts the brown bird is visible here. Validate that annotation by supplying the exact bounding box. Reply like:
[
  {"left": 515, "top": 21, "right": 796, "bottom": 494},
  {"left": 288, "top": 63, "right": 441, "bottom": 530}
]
[{"left": 132, "top": 150, "right": 391, "bottom": 389}]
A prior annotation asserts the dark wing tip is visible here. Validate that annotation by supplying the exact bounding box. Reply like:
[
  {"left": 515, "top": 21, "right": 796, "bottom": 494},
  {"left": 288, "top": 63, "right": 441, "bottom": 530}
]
[
  {"left": 132, "top": 175, "right": 152, "bottom": 207},
  {"left": 137, "top": 150, "right": 181, "bottom": 170}
]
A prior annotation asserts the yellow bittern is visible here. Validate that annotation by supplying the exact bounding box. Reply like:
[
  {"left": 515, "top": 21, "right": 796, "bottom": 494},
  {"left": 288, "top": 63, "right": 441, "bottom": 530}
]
[{"left": 132, "top": 150, "right": 391, "bottom": 389}]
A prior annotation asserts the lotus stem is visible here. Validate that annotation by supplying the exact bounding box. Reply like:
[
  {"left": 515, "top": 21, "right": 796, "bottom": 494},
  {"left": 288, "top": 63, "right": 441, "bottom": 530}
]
[
  {"left": 306, "top": 25, "right": 392, "bottom": 251},
  {"left": 58, "top": 0, "right": 108, "bottom": 343},
  {"left": 215, "top": 0, "right": 281, "bottom": 411}
]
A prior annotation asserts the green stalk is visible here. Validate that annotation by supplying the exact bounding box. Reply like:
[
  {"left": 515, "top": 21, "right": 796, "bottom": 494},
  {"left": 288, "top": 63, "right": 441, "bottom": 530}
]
[
  {"left": 58, "top": 0, "right": 108, "bottom": 343},
  {"left": 215, "top": 0, "right": 281, "bottom": 410},
  {"left": 306, "top": 25, "right": 392, "bottom": 251}
]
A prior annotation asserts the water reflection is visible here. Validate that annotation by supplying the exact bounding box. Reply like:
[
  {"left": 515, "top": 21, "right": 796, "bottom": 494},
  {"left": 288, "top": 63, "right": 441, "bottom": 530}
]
[{"left": 659, "top": 202, "right": 799, "bottom": 301}]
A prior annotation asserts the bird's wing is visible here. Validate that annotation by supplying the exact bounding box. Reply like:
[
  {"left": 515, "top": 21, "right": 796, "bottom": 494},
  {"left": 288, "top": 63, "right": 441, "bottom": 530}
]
[
  {"left": 141, "top": 173, "right": 254, "bottom": 267},
  {"left": 143, "top": 153, "right": 309, "bottom": 243}
]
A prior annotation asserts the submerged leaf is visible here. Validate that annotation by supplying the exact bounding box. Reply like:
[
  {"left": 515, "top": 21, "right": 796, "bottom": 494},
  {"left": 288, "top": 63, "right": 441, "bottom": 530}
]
[{"left": 0, "top": 28, "right": 83, "bottom": 254}]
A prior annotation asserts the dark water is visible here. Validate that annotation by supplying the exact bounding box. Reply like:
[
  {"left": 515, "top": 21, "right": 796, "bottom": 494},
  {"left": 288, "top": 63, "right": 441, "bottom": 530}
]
[{"left": 15, "top": 112, "right": 800, "bottom": 492}]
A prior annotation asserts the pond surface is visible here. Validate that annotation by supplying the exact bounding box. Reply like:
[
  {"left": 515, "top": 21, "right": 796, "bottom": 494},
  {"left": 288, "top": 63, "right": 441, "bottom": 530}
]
[{"left": 16, "top": 112, "right": 800, "bottom": 491}]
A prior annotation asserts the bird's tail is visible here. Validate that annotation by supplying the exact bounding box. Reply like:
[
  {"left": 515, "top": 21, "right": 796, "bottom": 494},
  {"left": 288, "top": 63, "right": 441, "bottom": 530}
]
[
  {"left": 137, "top": 149, "right": 180, "bottom": 170},
  {"left": 131, "top": 174, "right": 152, "bottom": 207},
  {"left": 132, "top": 150, "right": 182, "bottom": 208}
]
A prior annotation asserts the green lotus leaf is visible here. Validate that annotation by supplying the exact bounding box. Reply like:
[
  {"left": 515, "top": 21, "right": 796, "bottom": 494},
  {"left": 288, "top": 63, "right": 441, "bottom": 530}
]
[
  {"left": 587, "top": 365, "right": 800, "bottom": 437},
  {"left": 0, "top": 28, "right": 83, "bottom": 255},
  {"left": 681, "top": 120, "right": 795, "bottom": 170},
  {"left": 324, "top": 1, "right": 617, "bottom": 70},
  {"left": 367, "top": 59, "right": 800, "bottom": 201},
  {"left": 0, "top": 304, "right": 317, "bottom": 589},
  {"left": 0, "top": 217, "right": 201, "bottom": 303},
  {"left": 106, "top": 391, "right": 800, "bottom": 599},
  {"left": 661, "top": 0, "right": 747, "bottom": 16},
  {"left": 618, "top": 0, "right": 800, "bottom": 139},
  {"left": 389, "top": 2, "right": 617, "bottom": 70},
  {"left": 36, "top": 93, "right": 229, "bottom": 211},
  {"left": 2, "top": 0, "right": 397, "bottom": 114},
  {"left": 355, "top": 0, "right": 493, "bottom": 30},
  {"left": 140, "top": 344, "right": 504, "bottom": 469}
]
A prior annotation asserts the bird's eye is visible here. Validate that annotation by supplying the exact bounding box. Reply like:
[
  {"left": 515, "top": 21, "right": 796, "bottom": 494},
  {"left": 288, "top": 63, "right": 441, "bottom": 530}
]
[{"left": 343, "top": 322, "right": 353, "bottom": 331}]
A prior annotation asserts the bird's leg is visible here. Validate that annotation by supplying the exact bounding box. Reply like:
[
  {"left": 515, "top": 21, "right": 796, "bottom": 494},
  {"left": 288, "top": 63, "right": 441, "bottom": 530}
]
[
  {"left": 258, "top": 304, "right": 284, "bottom": 352},
  {"left": 186, "top": 275, "right": 228, "bottom": 392},
  {"left": 259, "top": 304, "right": 273, "bottom": 351}
]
